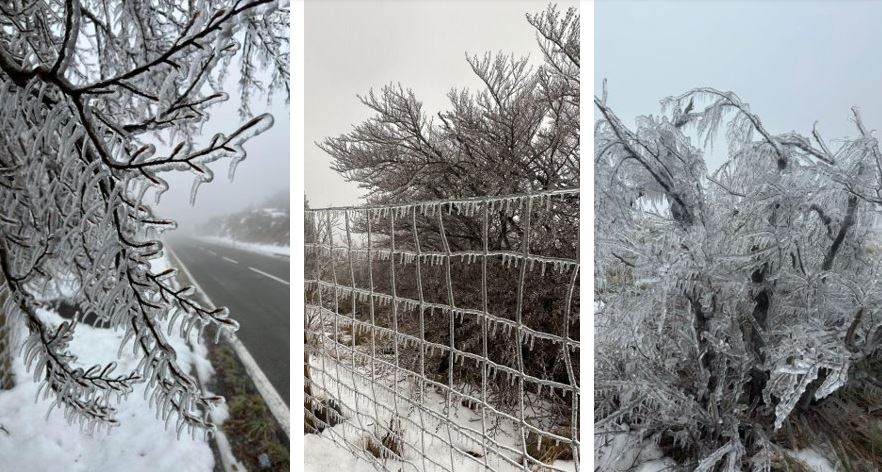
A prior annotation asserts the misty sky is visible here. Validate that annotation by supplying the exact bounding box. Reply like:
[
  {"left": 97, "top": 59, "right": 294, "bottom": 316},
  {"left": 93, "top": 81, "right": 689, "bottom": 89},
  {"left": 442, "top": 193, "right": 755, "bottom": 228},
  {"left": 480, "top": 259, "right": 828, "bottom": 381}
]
[
  {"left": 305, "top": 0, "right": 578, "bottom": 209},
  {"left": 596, "top": 0, "right": 882, "bottom": 171},
  {"left": 152, "top": 64, "right": 290, "bottom": 231}
]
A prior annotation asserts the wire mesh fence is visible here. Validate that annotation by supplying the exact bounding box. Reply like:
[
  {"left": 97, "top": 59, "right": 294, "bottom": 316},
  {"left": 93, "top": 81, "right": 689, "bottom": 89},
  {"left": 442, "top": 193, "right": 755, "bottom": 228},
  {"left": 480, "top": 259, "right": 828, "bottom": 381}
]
[{"left": 304, "top": 189, "right": 580, "bottom": 472}]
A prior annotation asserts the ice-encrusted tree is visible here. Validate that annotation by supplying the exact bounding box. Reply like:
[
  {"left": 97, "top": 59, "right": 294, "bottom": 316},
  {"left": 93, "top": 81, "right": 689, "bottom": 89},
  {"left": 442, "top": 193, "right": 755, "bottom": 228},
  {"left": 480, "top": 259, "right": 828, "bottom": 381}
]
[
  {"left": 595, "top": 87, "right": 882, "bottom": 469},
  {"left": 319, "top": 3, "right": 578, "bottom": 267},
  {"left": 316, "top": 3, "right": 579, "bottom": 423},
  {"left": 0, "top": 0, "right": 288, "bottom": 435}
]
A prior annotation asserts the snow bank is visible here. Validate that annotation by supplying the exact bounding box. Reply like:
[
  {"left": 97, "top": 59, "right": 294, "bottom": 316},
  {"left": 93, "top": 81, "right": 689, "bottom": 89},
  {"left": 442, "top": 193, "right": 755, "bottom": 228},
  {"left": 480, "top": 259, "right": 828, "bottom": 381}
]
[
  {"left": 199, "top": 235, "right": 290, "bottom": 258},
  {"left": 0, "top": 256, "right": 215, "bottom": 471}
]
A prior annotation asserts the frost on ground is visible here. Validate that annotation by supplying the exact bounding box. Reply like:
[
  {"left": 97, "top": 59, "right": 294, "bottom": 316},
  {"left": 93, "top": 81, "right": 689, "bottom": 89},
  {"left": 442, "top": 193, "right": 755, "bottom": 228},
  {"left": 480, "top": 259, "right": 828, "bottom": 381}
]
[
  {"left": 0, "top": 256, "right": 216, "bottom": 472},
  {"left": 305, "top": 354, "right": 577, "bottom": 472},
  {"left": 200, "top": 235, "right": 290, "bottom": 258}
]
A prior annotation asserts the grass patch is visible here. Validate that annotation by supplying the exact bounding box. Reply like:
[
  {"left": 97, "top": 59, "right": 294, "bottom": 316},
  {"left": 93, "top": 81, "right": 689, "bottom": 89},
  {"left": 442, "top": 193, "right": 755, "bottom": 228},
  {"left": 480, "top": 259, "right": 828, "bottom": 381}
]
[{"left": 211, "top": 344, "right": 290, "bottom": 471}]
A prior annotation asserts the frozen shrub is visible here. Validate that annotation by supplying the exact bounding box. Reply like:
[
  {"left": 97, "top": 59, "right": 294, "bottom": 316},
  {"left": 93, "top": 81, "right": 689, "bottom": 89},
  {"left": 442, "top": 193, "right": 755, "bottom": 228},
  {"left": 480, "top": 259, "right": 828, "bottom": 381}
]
[{"left": 595, "top": 86, "right": 882, "bottom": 469}]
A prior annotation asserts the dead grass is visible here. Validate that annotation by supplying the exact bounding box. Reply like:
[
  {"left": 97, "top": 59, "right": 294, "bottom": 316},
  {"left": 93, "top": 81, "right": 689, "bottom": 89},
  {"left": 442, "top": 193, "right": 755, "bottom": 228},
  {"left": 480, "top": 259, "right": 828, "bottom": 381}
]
[
  {"left": 775, "top": 370, "right": 882, "bottom": 471},
  {"left": 304, "top": 398, "right": 344, "bottom": 434},
  {"left": 521, "top": 427, "right": 577, "bottom": 468},
  {"left": 364, "top": 417, "right": 404, "bottom": 460},
  {"left": 336, "top": 323, "right": 373, "bottom": 346}
]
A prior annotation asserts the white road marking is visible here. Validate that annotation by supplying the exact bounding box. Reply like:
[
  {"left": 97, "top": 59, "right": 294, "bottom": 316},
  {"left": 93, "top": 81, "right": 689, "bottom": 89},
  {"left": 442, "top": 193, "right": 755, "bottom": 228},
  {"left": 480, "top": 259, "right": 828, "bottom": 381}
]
[
  {"left": 206, "top": 249, "right": 217, "bottom": 256},
  {"left": 222, "top": 256, "right": 238, "bottom": 264},
  {"left": 248, "top": 266, "right": 289, "bottom": 285},
  {"left": 165, "top": 246, "right": 290, "bottom": 439}
]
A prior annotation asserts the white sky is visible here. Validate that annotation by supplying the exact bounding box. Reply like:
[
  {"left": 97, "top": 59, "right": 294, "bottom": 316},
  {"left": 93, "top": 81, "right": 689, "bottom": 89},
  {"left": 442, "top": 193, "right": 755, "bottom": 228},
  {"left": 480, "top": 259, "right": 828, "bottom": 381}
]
[
  {"left": 152, "top": 65, "right": 290, "bottom": 231},
  {"left": 304, "top": 0, "right": 578, "bottom": 208},
  {"left": 596, "top": 0, "right": 882, "bottom": 171}
]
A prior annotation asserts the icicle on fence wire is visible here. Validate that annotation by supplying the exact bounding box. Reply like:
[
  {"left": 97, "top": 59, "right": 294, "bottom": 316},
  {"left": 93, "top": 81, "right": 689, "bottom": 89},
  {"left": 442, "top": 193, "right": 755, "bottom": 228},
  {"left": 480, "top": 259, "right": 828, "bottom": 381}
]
[{"left": 304, "top": 189, "right": 580, "bottom": 472}]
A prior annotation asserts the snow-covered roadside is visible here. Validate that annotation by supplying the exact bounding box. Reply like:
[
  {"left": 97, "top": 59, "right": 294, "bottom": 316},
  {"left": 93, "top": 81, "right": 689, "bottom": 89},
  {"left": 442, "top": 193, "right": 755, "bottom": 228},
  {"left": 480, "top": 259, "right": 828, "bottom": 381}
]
[
  {"left": 199, "top": 235, "right": 290, "bottom": 258},
  {"left": 0, "top": 256, "right": 216, "bottom": 472}
]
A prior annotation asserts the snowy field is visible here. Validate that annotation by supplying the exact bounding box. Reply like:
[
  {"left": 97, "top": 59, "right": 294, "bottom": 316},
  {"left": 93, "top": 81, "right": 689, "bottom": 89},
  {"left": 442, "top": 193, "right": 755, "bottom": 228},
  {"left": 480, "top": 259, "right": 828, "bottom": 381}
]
[
  {"left": 199, "top": 235, "right": 290, "bottom": 258},
  {"left": 0, "top": 256, "right": 218, "bottom": 471}
]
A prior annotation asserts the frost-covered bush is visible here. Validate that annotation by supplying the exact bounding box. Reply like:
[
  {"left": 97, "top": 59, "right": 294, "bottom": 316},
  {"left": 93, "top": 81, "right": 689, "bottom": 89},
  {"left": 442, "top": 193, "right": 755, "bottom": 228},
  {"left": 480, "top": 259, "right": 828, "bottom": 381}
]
[
  {"left": 0, "top": 0, "right": 287, "bottom": 435},
  {"left": 316, "top": 4, "right": 579, "bottom": 424},
  {"left": 595, "top": 87, "right": 882, "bottom": 469}
]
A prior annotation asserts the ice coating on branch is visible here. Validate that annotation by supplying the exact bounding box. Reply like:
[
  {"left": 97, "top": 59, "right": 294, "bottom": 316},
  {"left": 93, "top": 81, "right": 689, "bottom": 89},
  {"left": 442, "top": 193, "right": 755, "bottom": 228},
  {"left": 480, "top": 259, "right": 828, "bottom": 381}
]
[
  {"left": 0, "top": 0, "right": 288, "bottom": 434},
  {"left": 595, "top": 86, "right": 882, "bottom": 469}
]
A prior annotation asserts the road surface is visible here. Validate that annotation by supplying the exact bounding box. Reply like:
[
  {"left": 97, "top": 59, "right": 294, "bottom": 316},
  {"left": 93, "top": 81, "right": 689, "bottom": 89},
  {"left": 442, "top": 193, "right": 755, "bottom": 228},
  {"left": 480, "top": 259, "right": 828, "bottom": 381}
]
[{"left": 166, "top": 235, "right": 290, "bottom": 404}]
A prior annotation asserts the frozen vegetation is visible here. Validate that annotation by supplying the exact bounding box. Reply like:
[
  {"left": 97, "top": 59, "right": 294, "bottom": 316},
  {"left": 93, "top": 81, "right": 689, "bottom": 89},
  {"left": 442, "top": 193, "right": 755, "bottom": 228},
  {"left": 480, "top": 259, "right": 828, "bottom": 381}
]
[
  {"left": 0, "top": 0, "right": 288, "bottom": 441},
  {"left": 306, "top": 4, "right": 580, "bottom": 471},
  {"left": 595, "top": 86, "right": 882, "bottom": 469},
  {"left": 0, "top": 256, "right": 217, "bottom": 471},
  {"left": 199, "top": 190, "right": 291, "bottom": 249}
]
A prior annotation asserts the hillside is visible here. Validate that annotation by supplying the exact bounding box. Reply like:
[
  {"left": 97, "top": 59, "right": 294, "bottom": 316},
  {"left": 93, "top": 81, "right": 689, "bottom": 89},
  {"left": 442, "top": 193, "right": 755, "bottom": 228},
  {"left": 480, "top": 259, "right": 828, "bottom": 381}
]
[{"left": 199, "top": 190, "right": 290, "bottom": 246}]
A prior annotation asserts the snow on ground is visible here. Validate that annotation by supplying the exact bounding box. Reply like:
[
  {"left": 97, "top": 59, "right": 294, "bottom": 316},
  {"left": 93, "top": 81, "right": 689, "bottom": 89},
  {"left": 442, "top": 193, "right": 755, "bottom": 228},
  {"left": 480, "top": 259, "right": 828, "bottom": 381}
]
[
  {"left": 594, "top": 430, "right": 674, "bottom": 472},
  {"left": 0, "top": 255, "right": 215, "bottom": 472},
  {"left": 594, "top": 429, "right": 837, "bottom": 472},
  {"left": 200, "top": 235, "right": 290, "bottom": 258},
  {"left": 787, "top": 448, "right": 836, "bottom": 472},
  {"left": 305, "top": 432, "right": 377, "bottom": 472},
  {"left": 305, "top": 353, "right": 578, "bottom": 472}
]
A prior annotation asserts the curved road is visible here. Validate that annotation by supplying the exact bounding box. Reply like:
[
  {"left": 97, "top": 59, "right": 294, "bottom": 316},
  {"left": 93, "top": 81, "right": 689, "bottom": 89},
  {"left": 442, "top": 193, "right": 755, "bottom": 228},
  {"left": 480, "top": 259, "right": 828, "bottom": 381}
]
[{"left": 166, "top": 235, "right": 290, "bottom": 404}]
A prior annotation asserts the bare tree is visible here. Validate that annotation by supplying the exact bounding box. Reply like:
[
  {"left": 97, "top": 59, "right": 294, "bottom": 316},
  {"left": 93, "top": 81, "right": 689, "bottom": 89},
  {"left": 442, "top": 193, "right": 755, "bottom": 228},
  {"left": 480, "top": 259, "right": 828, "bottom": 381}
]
[
  {"left": 595, "top": 87, "right": 882, "bottom": 469},
  {"left": 0, "top": 0, "right": 288, "bottom": 436}
]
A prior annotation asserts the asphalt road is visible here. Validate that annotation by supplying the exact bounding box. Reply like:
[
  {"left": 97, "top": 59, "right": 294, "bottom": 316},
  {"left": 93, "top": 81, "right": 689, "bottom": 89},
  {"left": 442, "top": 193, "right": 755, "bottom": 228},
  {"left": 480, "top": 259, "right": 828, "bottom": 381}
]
[{"left": 166, "top": 235, "right": 290, "bottom": 404}]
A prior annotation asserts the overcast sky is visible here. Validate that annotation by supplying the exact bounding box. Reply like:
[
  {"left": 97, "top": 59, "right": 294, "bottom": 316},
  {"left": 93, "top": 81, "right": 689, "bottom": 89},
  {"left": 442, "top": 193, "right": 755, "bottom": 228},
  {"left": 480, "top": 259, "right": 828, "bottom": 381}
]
[
  {"left": 152, "top": 64, "right": 290, "bottom": 231},
  {"left": 305, "top": 0, "right": 578, "bottom": 208},
  {"left": 596, "top": 0, "right": 882, "bottom": 171}
]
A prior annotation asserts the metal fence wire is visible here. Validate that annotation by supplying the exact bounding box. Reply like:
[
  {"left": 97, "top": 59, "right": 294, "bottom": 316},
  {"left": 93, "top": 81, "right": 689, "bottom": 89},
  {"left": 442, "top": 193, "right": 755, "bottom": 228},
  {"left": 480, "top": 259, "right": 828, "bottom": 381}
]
[{"left": 304, "top": 189, "right": 580, "bottom": 472}]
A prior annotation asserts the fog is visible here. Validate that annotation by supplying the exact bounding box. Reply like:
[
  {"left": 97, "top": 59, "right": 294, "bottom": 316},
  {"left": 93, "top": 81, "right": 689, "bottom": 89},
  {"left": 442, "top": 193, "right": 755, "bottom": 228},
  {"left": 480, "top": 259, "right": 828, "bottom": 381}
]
[
  {"left": 151, "top": 63, "right": 290, "bottom": 234},
  {"left": 304, "top": 0, "right": 578, "bottom": 209},
  {"left": 596, "top": 0, "right": 882, "bottom": 172}
]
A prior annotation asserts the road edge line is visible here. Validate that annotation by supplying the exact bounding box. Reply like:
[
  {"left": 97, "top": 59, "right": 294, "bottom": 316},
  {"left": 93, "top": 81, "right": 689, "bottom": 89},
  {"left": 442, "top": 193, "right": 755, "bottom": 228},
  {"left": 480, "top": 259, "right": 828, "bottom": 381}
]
[
  {"left": 248, "top": 266, "right": 290, "bottom": 286},
  {"left": 166, "top": 245, "right": 291, "bottom": 440}
]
